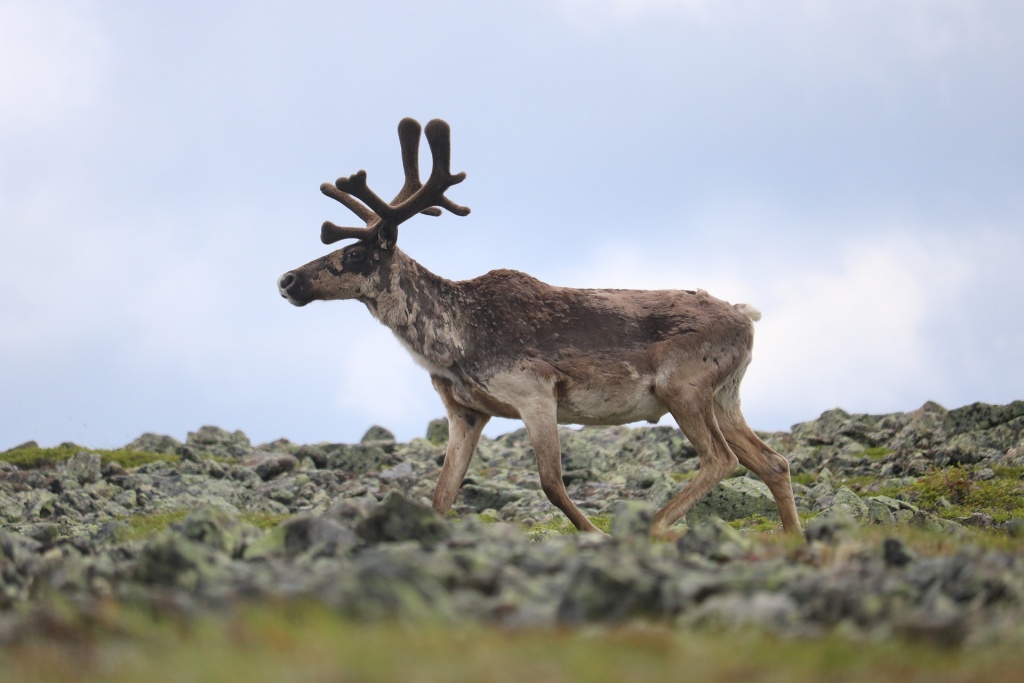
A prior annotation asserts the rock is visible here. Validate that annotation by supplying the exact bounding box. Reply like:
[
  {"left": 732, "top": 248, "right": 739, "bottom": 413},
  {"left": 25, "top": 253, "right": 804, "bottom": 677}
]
[
  {"left": 4, "top": 403, "right": 1024, "bottom": 644},
  {"left": 176, "top": 507, "right": 260, "bottom": 557},
  {"left": 907, "top": 511, "right": 967, "bottom": 535},
  {"left": 295, "top": 445, "right": 328, "bottom": 469},
  {"left": 686, "top": 477, "right": 778, "bottom": 524},
  {"left": 1000, "top": 518, "right": 1024, "bottom": 537},
  {"left": 865, "top": 498, "right": 896, "bottom": 526},
  {"left": 680, "top": 591, "right": 800, "bottom": 630},
  {"left": 186, "top": 426, "right": 252, "bottom": 459},
  {"left": 378, "top": 461, "right": 415, "bottom": 482},
  {"left": 326, "top": 548, "right": 452, "bottom": 621},
  {"left": 957, "top": 512, "right": 995, "bottom": 528},
  {"left": 322, "top": 443, "right": 398, "bottom": 474},
  {"left": 0, "top": 491, "right": 23, "bottom": 523},
  {"left": 355, "top": 491, "right": 450, "bottom": 546},
  {"left": 678, "top": 517, "right": 751, "bottom": 561},
  {"left": 426, "top": 418, "right": 449, "bottom": 444},
  {"left": 804, "top": 513, "right": 856, "bottom": 544},
  {"left": 886, "top": 402, "right": 948, "bottom": 454},
  {"left": 882, "top": 538, "right": 915, "bottom": 567},
  {"left": 134, "top": 531, "right": 233, "bottom": 589},
  {"left": 825, "top": 486, "right": 869, "bottom": 523},
  {"left": 124, "top": 433, "right": 183, "bottom": 455},
  {"left": 242, "top": 450, "right": 298, "bottom": 481},
  {"left": 556, "top": 553, "right": 667, "bottom": 623},
  {"left": 63, "top": 452, "right": 101, "bottom": 485},
  {"left": 361, "top": 425, "right": 395, "bottom": 444},
  {"left": 245, "top": 513, "right": 357, "bottom": 560},
  {"left": 458, "top": 481, "right": 524, "bottom": 512},
  {"left": 611, "top": 500, "right": 655, "bottom": 537}
]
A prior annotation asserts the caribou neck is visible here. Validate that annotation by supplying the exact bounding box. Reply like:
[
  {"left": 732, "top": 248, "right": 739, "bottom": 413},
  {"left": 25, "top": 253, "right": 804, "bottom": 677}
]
[{"left": 361, "top": 248, "right": 461, "bottom": 372}]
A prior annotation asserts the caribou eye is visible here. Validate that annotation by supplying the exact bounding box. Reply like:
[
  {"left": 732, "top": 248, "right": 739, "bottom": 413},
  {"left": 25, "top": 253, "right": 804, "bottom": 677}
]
[{"left": 345, "top": 250, "right": 364, "bottom": 264}]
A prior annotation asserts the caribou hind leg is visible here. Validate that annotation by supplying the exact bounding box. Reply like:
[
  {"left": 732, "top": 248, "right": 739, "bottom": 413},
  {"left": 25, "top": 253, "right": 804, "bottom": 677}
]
[
  {"left": 713, "top": 399, "right": 802, "bottom": 533},
  {"left": 521, "top": 401, "right": 604, "bottom": 533},
  {"left": 650, "top": 382, "right": 740, "bottom": 537}
]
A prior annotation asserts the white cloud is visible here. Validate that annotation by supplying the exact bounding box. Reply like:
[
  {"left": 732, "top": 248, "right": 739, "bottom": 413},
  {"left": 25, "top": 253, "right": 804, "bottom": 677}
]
[
  {"left": 550, "top": 0, "right": 1006, "bottom": 68},
  {"left": 560, "top": 225, "right": 979, "bottom": 430},
  {"left": 745, "top": 233, "right": 972, "bottom": 420}
]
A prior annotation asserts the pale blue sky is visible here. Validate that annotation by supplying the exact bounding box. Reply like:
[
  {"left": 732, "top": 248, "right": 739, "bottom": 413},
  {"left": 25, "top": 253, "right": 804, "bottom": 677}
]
[{"left": 2, "top": 0, "right": 1022, "bottom": 449}]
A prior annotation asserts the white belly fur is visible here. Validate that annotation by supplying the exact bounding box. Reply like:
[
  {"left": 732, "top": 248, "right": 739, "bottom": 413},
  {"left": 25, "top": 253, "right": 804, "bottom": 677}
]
[{"left": 556, "top": 382, "right": 669, "bottom": 426}]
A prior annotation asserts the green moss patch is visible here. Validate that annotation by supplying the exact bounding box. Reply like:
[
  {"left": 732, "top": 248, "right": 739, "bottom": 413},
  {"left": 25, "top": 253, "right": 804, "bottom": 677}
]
[{"left": 1, "top": 444, "right": 177, "bottom": 470}]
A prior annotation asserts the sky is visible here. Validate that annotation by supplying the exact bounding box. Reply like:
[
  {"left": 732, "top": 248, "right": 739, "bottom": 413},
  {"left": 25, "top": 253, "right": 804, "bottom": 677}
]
[{"left": 2, "top": 0, "right": 1022, "bottom": 450}]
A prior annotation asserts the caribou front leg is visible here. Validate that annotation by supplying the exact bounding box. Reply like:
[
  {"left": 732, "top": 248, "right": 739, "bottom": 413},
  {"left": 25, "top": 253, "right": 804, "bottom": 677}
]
[{"left": 430, "top": 376, "right": 490, "bottom": 516}]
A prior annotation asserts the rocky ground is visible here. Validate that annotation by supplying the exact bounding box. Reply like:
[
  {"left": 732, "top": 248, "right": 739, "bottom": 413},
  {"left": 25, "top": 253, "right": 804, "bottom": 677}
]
[{"left": 2, "top": 400, "right": 1024, "bottom": 647}]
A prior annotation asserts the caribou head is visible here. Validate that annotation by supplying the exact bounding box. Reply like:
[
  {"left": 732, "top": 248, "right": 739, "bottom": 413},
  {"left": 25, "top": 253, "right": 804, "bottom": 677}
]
[{"left": 278, "top": 118, "right": 469, "bottom": 306}]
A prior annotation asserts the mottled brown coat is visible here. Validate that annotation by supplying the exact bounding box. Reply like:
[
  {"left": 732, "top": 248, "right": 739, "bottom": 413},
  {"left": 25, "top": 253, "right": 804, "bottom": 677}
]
[{"left": 278, "top": 118, "right": 800, "bottom": 536}]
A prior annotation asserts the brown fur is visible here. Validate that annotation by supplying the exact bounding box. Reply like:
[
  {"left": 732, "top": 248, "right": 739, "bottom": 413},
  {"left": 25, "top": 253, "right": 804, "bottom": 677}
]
[{"left": 278, "top": 118, "right": 801, "bottom": 537}]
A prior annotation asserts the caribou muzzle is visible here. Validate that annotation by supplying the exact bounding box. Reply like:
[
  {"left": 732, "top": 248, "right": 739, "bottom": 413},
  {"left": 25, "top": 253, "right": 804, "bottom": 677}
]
[{"left": 277, "top": 271, "right": 311, "bottom": 307}]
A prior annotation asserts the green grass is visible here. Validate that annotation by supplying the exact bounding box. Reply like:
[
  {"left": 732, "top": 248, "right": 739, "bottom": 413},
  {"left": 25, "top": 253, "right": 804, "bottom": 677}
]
[
  {"left": 116, "top": 510, "right": 290, "bottom": 542},
  {"left": 3, "top": 600, "right": 1024, "bottom": 683},
  {"left": 526, "top": 514, "right": 614, "bottom": 539},
  {"left": 727, "top": 514, "right": 781, "bottom": 533},
  {"left": 857, "top": 447, "right": 895, "bottom": 461},
  {"left": 0, "top": 444, "right": 176, "bottom": 470},
  {"left": 119, "top": 509, "right": 191, "bottom": 541},
  {"left": 869, "top": 466, "right": 1024, "bottom": 524},
  {"left": 788, "top": 462, "right": 1024, "bottom": 525}
]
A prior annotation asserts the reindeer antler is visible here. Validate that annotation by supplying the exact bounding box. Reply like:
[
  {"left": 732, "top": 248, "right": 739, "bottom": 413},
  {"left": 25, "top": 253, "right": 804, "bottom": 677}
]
[{"left": 320, "top": 118, "right": 470, "bottom": 249}]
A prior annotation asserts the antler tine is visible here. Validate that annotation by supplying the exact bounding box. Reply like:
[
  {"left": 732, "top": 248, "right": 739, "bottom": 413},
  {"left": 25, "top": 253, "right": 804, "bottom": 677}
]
[
  {"left": 394, "top": 117, "right": 443, "bottom": 218},
  {"left": 392, "top": 118, "right": 423, "bottom": 204},
  {"left": 321, "top": 181, "right": 376, "bottom": 223},
  {"left": 319, "top": 181, "right": 379, "bottom": 245},
  {"left": 387, "top": 119, "right": 471, "bottom": 220},
  {"left": 423, "top": 119, "right": 471, "bottom": 216},
  {"left": 319, "top": 118, "right": 469, "bottom": 248}
]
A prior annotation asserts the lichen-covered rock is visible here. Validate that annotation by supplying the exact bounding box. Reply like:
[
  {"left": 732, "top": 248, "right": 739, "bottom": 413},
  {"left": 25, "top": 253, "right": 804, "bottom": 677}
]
[
  {"left": 556, "top": 551, "right": 667, "bottom": 623},
  {"left": 0, "top": 491, "right": 22, "bottom": 523},
  {"left": 133, "top": 531, "right": 233, "bottom": 589},
  {"left": 677, "top": 517, "right": 752, "bottom": 561},
  {"left": 176, "top": 507, "right": 261, "bottom": 557},
  {"left": 244, "top": 513, "right": 357, "bottom": 560},
  {"left": 186, "top": 426, "right": 253, "bottom": 459},
  {"left": 61, "top": 452, "right": 102, "bottom": 485},
  {"left": 361, "top": 425, "right": 396, "bottom": 444},
  {"left": 458, "top": 480, "right": 524, "bottom": 513},
  {"left": 322, "top": 442, "right": 399, "bottom": 475},
  {"left": 426, "top": 418, "right": 449, "bottom": 444},
  {"left": 3, "top": 401, "right": 1024, "bottom": 645},
  {"left": 825, "top": 486, "right": 869, "bottom": 523},
  {"left": 803, "top": 513, "right": 856, "bottom": 544},
  {"left": 124, "top": 433, "right": 183, "bottom": 455},
  {"left": 242, "top": 450, "right": 298, "bottom": 481},
  {"left": 686, "top": 477, "right": 778, "bottom": 524},
  {"left": 611, "top": 500, "right": 655, "bottom": 537},
  {"left": 355, "top": 491, "right": 450, "bottom": 546}
]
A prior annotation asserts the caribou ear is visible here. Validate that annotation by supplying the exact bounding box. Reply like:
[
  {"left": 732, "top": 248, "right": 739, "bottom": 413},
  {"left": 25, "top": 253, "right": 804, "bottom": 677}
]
[{"left": 378, "top": 223, "right": 398, "bottom": 250}]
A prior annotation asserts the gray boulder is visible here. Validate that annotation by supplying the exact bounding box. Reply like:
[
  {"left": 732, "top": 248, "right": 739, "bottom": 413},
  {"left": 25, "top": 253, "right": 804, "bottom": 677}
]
[
  {"left": 355, "top": 491, "right": 450, "bottom": 546},
  {"left": 686, "top": 477, "right": 778, "bottom": 524},
  {"left": 186, "top": 426, "right": 252, "bottom": 459}
]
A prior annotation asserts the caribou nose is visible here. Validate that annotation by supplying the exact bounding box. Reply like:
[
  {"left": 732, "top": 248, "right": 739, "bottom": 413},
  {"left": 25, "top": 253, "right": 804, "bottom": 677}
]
[
  {"left": 278, "top": 271, "right": 311, "bottom": 306},
  {"left": 278, "top": 272, "right": 297, "bottom": 293}
]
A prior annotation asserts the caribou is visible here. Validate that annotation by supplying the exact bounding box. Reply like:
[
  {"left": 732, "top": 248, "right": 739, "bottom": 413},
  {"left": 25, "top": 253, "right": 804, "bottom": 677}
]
[{"left": 278, "top": 118, "right": 801, "bottom": 537}]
